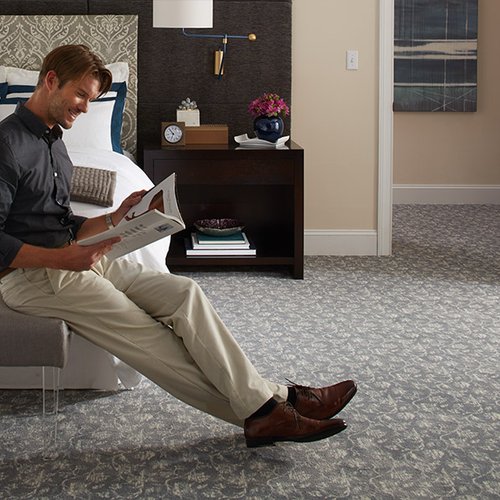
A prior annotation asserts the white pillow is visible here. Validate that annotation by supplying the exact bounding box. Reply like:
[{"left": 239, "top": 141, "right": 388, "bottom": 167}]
[
  {"left": 0, "top": 62, "right": 129, "bottom": 153},
  {"left": 63, "top": 100, "right": 116, "bottom": 151},
  {"left": 3, "top": 66, "right": 38, "bottom": 89},
  {"left": 0, "top": 104, "right": 15, "bottom": 122}
]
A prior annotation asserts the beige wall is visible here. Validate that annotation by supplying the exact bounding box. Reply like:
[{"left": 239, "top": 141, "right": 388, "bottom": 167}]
[
  {"left": 291, "top": 0, "right": 379, "bottom": 230},
  {"left": 394, "top": 0, "right": 500, "bottom": 185},
  {"left": 292, "top": 0, "right": 498, "bottom": 237}
]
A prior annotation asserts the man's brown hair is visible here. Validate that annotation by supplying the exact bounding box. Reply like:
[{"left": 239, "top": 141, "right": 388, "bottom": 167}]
[{"left": 37, "top": 44, "right": 112, "bottom": 96}]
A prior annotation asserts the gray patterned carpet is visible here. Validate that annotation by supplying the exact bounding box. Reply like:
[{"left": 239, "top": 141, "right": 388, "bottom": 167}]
[{"left": 1, "top": 205, "right": 499, "bottom": 499}]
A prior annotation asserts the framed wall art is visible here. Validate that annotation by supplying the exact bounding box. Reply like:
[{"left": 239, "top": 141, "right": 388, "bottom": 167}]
[{"left": 394, "top": 0, "right": 478, "bottom": 112}]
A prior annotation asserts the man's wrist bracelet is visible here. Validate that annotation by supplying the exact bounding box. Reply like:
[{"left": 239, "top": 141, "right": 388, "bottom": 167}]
[{"left": 105, "top": 212, "right": 115, "bottom": 229}]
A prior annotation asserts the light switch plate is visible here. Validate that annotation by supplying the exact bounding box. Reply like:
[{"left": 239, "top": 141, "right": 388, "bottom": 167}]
[{"left": 346, "top": 50, "right": 359, "bottom": 70}]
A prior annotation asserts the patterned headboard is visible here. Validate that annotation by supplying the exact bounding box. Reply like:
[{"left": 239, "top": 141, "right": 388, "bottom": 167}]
[{"left": 0, "top": 15, "right": 138, "bottom": 154}]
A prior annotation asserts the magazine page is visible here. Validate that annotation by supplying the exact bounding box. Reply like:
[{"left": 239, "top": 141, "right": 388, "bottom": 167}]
[{"left": 121, "top": 173, "right": 182, "bottom": 224}]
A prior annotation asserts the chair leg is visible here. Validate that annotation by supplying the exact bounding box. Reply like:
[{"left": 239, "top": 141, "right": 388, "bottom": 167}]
[
  {"left": 42, "top": 366, "right": 46, "bottom": 416},
  {"left": 53, "top": 367, "right": 61, "bottom": 414},
  {"left": 39, "top": 367, "right": 62, "bottom": 447},
  {"left": 42, "top": 367, "right": 62, "bottom": 415}
]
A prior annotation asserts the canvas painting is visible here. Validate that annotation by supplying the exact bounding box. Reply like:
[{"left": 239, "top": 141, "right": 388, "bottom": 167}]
[{"left": 394, "top": 0, "right": 478, "bottom": 112}]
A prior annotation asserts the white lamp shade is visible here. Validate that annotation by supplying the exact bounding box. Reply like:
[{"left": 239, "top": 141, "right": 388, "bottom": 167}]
[{"left": 153, "top": 0, "right": 213, "bottom": 28}]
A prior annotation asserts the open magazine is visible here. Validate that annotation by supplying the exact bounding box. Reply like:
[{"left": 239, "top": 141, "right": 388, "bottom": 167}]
[{"left": 78, "top": 173, "right": 185, "bottom": 259}]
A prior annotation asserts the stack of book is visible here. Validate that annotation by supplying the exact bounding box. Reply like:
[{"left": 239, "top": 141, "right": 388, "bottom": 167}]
[{"left": 186, "top": 231, "right": 256, "bottom": 257}]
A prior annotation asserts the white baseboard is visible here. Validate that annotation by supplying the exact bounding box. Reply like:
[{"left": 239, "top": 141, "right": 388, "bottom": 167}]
[
  {"left": 393, "top": 184, "right": 500, "bottom": 204},
  {"left": 304, "top": 230, "right": 378, "bottom": 256}
]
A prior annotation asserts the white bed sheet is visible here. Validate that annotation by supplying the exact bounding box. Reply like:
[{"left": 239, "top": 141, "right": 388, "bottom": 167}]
[
  {"left": 0, "top": 148, "right": 171, "bottom": 390},
  {"left": 69, "top": 147, "right": 170, "bottom": 274}
]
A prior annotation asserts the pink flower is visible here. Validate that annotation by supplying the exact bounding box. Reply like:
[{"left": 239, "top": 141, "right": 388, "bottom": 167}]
[{"left": 248, "top": 93, "right": 290, "bottom": 118}]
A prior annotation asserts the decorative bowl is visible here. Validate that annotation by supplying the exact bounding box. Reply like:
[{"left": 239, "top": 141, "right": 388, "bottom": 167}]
[{"left": 194, "top": 218, "right": 244, "bottom": 236}]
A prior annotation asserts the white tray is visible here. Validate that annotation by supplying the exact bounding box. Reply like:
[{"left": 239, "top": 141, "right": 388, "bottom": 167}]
[{"left": 234, "top": 134, "right": 290, "bottom": 148}]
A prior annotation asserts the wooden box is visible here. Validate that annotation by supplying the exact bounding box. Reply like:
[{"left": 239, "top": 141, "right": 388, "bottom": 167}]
[{"left": 185, "top": 124, "right": 228, "bottom": 145}]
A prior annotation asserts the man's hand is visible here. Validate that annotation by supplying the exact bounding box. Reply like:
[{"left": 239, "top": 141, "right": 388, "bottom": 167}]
[
  {"left": 10, "top": 237, "right": 121, "bottom": 272},
  {"left": 76, "top": 189, "right": 147, "bottom": 242},
  {"left": 64, "top": 237, "right": 122, "bottom": 271},
  {"left": 113, "top": 190, "right": 147, "bottom": 223}
]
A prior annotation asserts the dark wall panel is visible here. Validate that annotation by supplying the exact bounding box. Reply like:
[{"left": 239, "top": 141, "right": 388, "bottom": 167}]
[{"left": 0, "top": 1, "right": 87, "bottom": 14}]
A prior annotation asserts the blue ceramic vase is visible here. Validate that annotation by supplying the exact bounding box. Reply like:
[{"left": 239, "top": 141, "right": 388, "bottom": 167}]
[{"left": 253, "top": 116, "right": 284, "bottom": 143}]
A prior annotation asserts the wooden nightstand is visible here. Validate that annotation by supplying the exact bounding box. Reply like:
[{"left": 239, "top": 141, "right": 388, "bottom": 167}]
[{"left": 143, "top": 142, "right": 304, "bottom": 278}]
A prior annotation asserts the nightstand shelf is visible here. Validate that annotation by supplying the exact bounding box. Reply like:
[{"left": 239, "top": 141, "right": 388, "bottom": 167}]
[{"left": 143, "top": 142, "right": 304, "bottom": 278}]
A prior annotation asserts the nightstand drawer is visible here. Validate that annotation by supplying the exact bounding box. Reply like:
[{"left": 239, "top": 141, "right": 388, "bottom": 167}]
[{"left": 149, "top": 159, "right": 295, "bottom": 185}]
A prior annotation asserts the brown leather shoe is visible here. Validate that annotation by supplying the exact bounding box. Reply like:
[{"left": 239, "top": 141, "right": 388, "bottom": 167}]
[
  {"left": 291, "top": 380, "right": 357, "bottom": 420},
  {"left": 244, "top": 402, "right": 347, "bottom": 448}
]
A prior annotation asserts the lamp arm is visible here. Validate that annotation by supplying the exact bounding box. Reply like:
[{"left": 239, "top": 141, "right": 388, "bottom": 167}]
[
  {"left": 217, "top": 37, "right": 227, "bottom": 80},
  {"left": 182, "top": 28, "right": 256, "bottom": 41}
]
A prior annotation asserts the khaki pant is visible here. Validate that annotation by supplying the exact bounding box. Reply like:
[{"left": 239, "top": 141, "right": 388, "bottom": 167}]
[{"left": 0, "top": 257, "right": 288, "bottom": 426}]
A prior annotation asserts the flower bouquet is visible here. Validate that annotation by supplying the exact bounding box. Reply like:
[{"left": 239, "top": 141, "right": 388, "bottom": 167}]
[{"left": 247, "top": 93, "right": 289, "bottom": 143}]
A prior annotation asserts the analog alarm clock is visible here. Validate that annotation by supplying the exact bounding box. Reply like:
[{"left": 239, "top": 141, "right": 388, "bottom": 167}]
[{"left": 161, "top": 121, "right": 185, "bottom": 146}]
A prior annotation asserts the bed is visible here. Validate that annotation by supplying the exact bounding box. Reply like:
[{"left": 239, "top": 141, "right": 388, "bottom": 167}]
[{"left": 0, "top": 14, "right": 170, "bottom": 390}]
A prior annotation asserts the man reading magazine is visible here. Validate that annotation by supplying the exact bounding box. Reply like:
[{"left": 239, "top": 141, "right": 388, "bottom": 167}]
[{"left": 0, "top": 44, "right": 357, "bottom": 447}]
